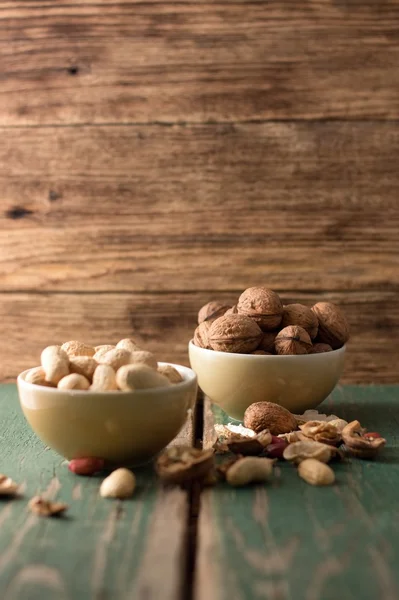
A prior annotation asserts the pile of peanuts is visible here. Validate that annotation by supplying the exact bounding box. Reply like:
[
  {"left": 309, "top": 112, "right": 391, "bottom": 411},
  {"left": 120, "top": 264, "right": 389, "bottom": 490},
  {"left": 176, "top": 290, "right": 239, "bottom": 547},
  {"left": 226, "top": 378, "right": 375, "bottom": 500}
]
[{"left": 25, "top": 339, "right": 183, "bottom": 391}]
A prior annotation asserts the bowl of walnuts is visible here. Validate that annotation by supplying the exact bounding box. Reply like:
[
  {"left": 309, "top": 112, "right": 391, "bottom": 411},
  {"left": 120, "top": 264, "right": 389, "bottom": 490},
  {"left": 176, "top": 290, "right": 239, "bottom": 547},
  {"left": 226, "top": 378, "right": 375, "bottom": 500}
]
[{"left": 188, "top": 287, "right": 349, "bottom": 420}]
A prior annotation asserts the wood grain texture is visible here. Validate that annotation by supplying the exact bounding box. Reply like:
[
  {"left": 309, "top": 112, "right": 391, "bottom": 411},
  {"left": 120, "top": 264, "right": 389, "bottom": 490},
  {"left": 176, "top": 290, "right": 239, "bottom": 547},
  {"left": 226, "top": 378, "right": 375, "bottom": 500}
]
[
  {"left": 0, "top": 384, "right": 192, "bottom": 600},
  {"left": 1, "top": 122, "right": 398, "bottom": 293},
  {"left": 0, "top": 1, "right": 399, "bottom": 124},
  {"left": 0, "top": 290, "right": 397, "bottom": 383},
  {"left": 197, "top": 389, "right": 399, "bottom": 600}
]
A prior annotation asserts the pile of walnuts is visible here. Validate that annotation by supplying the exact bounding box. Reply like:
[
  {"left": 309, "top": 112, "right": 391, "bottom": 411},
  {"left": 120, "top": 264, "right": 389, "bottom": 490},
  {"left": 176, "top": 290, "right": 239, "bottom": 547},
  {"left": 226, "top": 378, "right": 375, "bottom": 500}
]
[{"left": 193, "top": 286, "right": 350, "bottom": 355}]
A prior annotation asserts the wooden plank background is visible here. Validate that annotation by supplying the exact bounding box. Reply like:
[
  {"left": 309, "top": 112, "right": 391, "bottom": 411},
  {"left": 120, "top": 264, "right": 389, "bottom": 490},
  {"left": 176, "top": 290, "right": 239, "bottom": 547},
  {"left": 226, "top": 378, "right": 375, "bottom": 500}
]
[{"left": 0, "top": 0, "right": 398, "bottom": 382}]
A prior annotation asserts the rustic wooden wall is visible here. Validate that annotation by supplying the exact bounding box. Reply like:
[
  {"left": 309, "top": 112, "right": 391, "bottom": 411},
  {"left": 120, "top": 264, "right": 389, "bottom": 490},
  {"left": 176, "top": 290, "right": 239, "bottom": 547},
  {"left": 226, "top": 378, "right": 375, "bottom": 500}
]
[{"left": 0, "top": 0, "right": 398, "bottom": 382}]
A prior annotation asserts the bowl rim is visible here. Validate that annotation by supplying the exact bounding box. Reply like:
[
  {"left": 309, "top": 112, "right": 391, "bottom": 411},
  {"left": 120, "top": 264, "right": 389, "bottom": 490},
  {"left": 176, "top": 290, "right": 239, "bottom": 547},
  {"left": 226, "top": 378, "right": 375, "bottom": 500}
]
[
  {"left": 17, "top": 362, "right": 197, "bottom": 396},
  {"left": 188, "top": 339, "right": 346, "bottom": 358}
]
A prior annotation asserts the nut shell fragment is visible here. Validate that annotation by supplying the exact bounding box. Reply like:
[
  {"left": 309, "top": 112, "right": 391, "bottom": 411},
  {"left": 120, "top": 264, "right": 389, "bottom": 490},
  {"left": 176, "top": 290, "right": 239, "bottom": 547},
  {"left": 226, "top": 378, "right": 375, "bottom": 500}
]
[
  {"left": 227, "top": 430, "right": 272, "bottom": 455},
  {"left": 299, "top": 421, "right": 342, "bottom": 446},
  {"left": 156, "top": 447, "right": 215, "bottom": 485},
  {"left": 0, "top": 474, "right": 19, "bottom": 496},
  {"left": 28, "top": 496, "right": 68, "bottom": 517},
  {"left": 283, "top": 440, "right": 334, "bottom": 464},
  {"left": 341, "top": 420, "right": 386, "bottom": 459}
]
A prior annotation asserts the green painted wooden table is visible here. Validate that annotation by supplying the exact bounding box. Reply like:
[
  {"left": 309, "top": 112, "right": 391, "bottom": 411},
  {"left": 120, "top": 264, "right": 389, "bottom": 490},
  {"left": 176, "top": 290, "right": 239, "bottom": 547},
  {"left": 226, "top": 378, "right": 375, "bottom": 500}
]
[{"left": 0, "top": 385, "right": 398, "bottom": 599}]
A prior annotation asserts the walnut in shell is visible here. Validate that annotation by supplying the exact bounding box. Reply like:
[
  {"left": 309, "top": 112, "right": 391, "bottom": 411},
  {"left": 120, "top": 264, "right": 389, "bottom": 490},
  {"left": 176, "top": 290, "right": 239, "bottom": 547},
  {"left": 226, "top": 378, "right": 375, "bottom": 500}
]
[
  {"left": 208, "top": 314, "right": 262, "bottom": 354},
  {"left": 244, "top": 401, "right": 297, "bottom": 435},
  {"left": 237, "top": 287, "right": 283, "bottom": 331},
  {"left": 194, "top": 321, "right": 212, "bottom": 349},
  {"left": 258, "top": 332, "right": 277, "bottom": 353},
  {"left": 274, "top": 326, "right": 312, "bottom": 355},
  {"left": 281, "top": 304, "right": 319, "bottom": 339},
  {"left": 224, "top": 305, "right": 238, "bottom": 316},
  {"left": 311, "top": 302, "right": 349, "bottom": 349},
  {"left": 198, "top": 301, "right": 231, "bottom": 324},
  {"left": 311, "top": 343, "right": 333, "bottom": 354}
]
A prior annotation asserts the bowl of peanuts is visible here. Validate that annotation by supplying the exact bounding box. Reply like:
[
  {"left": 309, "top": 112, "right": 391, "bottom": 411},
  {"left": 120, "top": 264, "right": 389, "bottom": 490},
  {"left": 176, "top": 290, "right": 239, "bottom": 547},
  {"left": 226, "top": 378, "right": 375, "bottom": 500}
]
[{"left": 17, "top": 339, "right": 197, "bottom": 466}]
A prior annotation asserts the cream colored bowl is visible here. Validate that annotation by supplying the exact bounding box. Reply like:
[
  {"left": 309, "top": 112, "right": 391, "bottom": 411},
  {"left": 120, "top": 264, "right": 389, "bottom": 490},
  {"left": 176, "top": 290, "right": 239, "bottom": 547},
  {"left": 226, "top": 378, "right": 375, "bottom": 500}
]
[
  {"left": 188, "top": 341, "right": 346, "bottom": 420},
  {"left": 17, "top": 363, "right": 197, "bottom": 465}
]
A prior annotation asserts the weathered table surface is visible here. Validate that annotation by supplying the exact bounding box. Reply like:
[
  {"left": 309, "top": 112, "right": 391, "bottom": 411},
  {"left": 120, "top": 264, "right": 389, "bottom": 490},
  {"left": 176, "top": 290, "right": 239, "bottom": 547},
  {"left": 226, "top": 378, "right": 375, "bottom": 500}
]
[{"left": 0, "top": 385, "right": 398, "bottom": 600}]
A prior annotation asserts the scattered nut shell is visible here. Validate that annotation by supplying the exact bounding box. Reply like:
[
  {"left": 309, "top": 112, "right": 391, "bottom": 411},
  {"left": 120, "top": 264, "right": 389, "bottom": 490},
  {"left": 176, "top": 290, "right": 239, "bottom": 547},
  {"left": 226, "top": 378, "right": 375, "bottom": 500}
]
[
  {"left": 61, "top": 341, "right": 96, "bottom": 357},
  {"left": 100, "top": 468, "right": 136, "bottom": 499},
  {"left": 91, "top": 364, "right": 118, "bottom": 391},
  {"left": 328, "top": 418, "right": 349, "bottom": 433},
  {"left": 237, "top": 287, "right": 283, "bottom": 331},
  {"left": 227, "top": 430, "right": 272, "bottom": 455},
  {"left": 157, "top": 364, "right": 184, "bottom": 384},
  {"left": 244, "top": 401, "right": 298, "bottom": 435},
  {"left": 116, "top": 364, "right": 171, "bottom": 391},
  {"left": 298, "top": 459, "right": 335, "bottom": 486},
  {"left": 0, "top": 474, "right": 19, "bottom": 496},
  {"left": 28, "top": 496, "right": 68, "bottom": 517},
  {"left": 226, "top": 457, "right": 275, "bottom": 486},
  {"left": 275, "top": 326, "right": 312, "bottom": 355},
  {"left": 283, "top": 440, "right": 334, "bottom": 464},
  {"left": 341, "top": 420, "right": 386, "bottom": 459},
  {"left": 58, "top": 373, "right": 90, "bottom": 390},
  {"left": 299, "top": 421, "right": 342, "bottom": 446},
  {"left": 156, "top": 447, "right": 215, "bottom": 485}
]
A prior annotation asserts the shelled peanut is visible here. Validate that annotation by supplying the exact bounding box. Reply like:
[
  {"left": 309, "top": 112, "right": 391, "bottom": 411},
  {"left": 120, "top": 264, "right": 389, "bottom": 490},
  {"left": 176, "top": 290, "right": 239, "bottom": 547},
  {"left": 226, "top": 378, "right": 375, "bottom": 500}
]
[
  {"left": 25, "top": 339, "right": 184, "bottom": 391},
  {"left": 193, "top": 287, "right": 350, "bottom": 355}
]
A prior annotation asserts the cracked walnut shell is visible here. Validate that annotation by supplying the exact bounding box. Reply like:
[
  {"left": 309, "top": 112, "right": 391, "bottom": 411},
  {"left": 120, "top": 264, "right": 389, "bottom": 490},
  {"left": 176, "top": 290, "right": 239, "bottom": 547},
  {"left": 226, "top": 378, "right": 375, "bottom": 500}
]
[
  {"left": 299, "top": 421, "right": 341, "bottom": 446},
  {"left": 275, "top": 326, "right": 312, "bottom": 355},
  {"left": 237, "top": 287, "right": 283, "bottom": 331},
  {"left": 281, "top": 304, "right": 319, "bottom": 339},
  {"left": 311, "top": 302, "right": 349, "bottom": 349},
  {"left": 209, "top": 314, "right": 262, "bottom": 354},
  {"left": 341, "top": 420, "right": 386, "bottom": 459},
  {"left": 156, "top": 446, "right": 215, "bottom": 485}
]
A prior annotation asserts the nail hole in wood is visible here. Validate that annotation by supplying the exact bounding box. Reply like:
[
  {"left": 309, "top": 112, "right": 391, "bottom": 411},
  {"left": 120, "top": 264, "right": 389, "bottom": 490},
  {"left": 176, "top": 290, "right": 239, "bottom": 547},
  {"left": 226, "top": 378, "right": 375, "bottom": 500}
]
[
  {"left": 5, "top": 206, "right": 34, "bottom": 220},
  {"left": 67, "top": 66, "right": 79, "bottom": 76}
]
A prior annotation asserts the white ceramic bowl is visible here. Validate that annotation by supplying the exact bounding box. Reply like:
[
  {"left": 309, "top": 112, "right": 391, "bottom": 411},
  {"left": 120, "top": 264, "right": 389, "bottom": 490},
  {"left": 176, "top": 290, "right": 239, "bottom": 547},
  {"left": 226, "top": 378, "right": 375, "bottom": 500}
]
[
  {"left": 188, "top": 341, "right": 346, "bottom": 420},
  {"left": 17, "top": 362, "right": 197, "bottom": 465}
]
